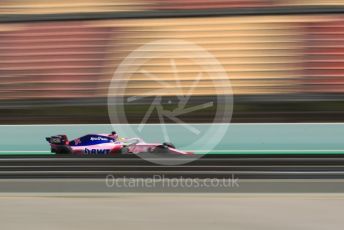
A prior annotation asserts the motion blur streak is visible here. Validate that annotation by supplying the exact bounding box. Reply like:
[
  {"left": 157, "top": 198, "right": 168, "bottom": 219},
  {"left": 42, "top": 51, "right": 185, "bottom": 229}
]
[
  {"left": 0, "top": 0, "right": 153, "bottom": 14},
  {"left": 1, "top": 2, "right": 344, "bottom": 123},
  {"left": 1, "top": 0, "right": 344, "bottom": 14},
  {"left": 0, "top": 16, "right": 310, "bottom": 98}
]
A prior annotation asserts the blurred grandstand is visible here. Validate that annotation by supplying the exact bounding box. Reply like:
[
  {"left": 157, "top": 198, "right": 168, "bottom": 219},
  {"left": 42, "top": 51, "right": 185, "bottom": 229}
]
[{"left": 1, "top": 0, "right": 344, "bottom": 123}]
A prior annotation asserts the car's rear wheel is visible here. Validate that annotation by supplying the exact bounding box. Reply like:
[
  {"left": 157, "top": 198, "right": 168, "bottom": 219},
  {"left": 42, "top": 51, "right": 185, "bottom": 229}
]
[{"left": 55, "top": 146, "right": 72, "bottom": 155}]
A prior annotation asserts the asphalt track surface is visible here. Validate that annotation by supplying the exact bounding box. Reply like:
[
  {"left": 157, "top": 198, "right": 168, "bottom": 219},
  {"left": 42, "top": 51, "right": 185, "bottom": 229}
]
[
  {"left": 1, "top": 194, "right": 344, "bottom": 230},
  {"left": 2, "top": 155, "right": 344, "bottom": 180}
]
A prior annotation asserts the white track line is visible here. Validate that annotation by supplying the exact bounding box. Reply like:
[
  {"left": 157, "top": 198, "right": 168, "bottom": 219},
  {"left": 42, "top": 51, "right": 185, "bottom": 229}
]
[
  {"left": 0, "top": 123, "right": 344, "bottom": 126},
  {"left": 0, "top": 151, "right": 50, "bottom": 153},
  {"left": 1, "top": 150, "right": 344, "bottom": 153}
]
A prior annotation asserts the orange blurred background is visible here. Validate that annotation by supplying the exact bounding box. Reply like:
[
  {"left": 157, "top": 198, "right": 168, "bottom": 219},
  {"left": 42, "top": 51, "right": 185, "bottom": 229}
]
[{"left": 1, "top": 1, "right": 344, "bottom": 123}]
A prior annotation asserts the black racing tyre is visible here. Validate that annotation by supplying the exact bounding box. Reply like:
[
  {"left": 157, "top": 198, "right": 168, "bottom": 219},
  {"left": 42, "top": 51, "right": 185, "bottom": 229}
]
[
  {"left": 55, "top": 146, "right": 72, "bottom": 155},
  {"left": 120, "top": 146, "right": 130, "bottom": 154},
  {"left": 162, "top": 142, "right": 176, "bottom": 149},
  {"left": 150, "top": 145, "right": 169, "bottom": 154}
]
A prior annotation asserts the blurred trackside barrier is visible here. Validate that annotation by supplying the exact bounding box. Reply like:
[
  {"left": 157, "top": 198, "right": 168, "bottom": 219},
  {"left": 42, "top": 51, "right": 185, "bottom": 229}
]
[{"left": 0, "top": 124, "right": 344, "bottom": 154}]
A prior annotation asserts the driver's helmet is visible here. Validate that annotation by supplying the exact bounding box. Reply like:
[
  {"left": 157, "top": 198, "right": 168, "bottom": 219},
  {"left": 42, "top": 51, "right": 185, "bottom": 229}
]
[{"left": 109, "top": 131, "right": 119, "bottom": 140}]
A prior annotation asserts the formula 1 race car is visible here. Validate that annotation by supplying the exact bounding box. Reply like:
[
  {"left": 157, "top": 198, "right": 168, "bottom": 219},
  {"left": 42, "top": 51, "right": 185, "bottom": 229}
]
[{"left": 45, "top": 132, "right": 193, "bottom": 156}]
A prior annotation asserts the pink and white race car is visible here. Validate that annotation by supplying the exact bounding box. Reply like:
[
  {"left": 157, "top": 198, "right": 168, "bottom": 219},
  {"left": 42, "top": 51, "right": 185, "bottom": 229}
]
[{"left": 46, "top": 132, "right": 193, "bottom": 156}]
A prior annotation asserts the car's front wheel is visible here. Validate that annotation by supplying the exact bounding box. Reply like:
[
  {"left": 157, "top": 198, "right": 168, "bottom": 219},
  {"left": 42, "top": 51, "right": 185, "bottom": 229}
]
[
  {"left": 120, "top": 146, "right": 130, "bottom": 154},
  {"left": 162, "top": 142, "right": 176, "bottom": 149}
]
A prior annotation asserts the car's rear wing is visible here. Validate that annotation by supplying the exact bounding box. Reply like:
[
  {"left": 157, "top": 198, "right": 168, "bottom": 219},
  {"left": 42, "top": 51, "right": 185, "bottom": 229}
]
[{"left": 46, "top": 135, "right": 68, "bottom": 145}]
